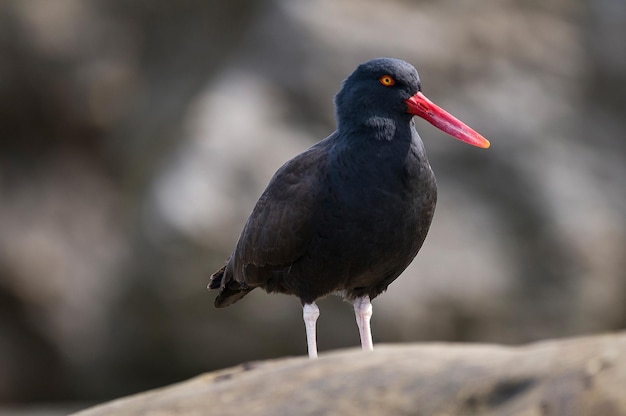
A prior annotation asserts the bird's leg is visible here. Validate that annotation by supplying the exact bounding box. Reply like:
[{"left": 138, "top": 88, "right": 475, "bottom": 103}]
[
  {"left": 353, "top": 296, "right": 373, "bottom": 351},
  {"left": 302, "top": 302, "right": 320, "bottom": 358}
]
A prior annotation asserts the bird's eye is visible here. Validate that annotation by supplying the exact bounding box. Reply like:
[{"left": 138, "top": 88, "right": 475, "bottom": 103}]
[{"left": 379, "top": 75, "right": 395, "bottom": 87}]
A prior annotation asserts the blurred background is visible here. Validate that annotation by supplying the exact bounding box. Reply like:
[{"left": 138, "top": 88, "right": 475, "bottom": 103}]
[{"left": 1, "top": 0, "right": 625, "bottom": 411}]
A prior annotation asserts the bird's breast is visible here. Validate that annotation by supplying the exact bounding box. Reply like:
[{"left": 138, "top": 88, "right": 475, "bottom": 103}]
[{"left": 319, "top": 137, "right": 436, "bottom": 256}]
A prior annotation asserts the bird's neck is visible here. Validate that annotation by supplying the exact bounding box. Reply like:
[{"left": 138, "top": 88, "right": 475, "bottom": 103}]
[
  {"left": 337, "top": 115, "right": 414, "bottom": 143},
  {"left": 331, "top": 118, "right": 429, "bottom": 172}
]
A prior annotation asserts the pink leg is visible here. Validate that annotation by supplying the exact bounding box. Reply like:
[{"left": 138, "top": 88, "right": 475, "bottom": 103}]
[
  {"left": 303, "top": 303, "right": 320, "bottom": 358},
  {"left": 353, "top": 296, "right": 373, "bottom": 351}
]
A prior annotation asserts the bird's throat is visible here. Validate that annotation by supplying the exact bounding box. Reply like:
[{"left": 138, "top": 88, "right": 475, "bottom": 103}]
[{"left": 363, "top": 116, "right": 397, "bottom": 141}]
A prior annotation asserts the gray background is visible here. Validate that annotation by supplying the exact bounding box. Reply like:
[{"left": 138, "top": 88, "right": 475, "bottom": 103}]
[{"left": 0, "top": 0, "right": 624, "bottom": 405}]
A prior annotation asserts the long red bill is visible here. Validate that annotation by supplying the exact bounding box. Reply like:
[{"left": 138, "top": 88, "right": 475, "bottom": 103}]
[{"left": 405, "top": 91, "right": 490, "bottom": 149}]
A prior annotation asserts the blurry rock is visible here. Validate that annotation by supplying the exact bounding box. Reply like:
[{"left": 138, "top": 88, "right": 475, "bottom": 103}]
[{"left": 71, "top": 332, "right": 626, "bottom": 416}]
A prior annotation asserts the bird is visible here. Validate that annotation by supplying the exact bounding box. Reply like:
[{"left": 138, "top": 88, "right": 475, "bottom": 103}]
[{"left": 208, "top": 58, "right": 490, "bottom": 358}]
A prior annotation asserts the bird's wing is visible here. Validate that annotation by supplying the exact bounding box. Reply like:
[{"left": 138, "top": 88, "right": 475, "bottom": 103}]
[{"left": 230, "top": 140, "right": 329, "bottom": 286}]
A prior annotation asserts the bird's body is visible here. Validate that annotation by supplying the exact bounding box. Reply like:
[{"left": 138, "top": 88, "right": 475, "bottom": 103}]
[
  {"left": 212, "top": 125, "right": 436, "bottom": 306},
  {"left": 209, "top": 58, "right": 489, "bottom": 358}
]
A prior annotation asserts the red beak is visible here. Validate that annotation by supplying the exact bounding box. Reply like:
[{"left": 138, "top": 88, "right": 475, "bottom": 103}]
[{"left": 406, "top": 91, "right": 490, "bottom": 149}]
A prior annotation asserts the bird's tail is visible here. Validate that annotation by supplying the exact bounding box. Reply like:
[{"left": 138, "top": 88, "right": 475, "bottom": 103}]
[
  {"left": 207, "top": 265, "right": 226, "bottom": 290},
  {"left": 208, "top": 264, "right": 254, "bottom": 308}
]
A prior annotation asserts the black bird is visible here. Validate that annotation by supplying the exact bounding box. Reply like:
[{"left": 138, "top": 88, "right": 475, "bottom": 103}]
[{"left": 209, "top": 58, "right": 490, "bottom": 358}]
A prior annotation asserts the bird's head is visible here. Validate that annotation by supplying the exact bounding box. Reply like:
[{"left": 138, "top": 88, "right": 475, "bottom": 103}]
[{"left": 335, "top": 58, "right": 490, "bottom": 148}]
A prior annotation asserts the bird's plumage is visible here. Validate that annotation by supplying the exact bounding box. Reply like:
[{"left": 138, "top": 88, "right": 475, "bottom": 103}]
[
  {"left": 208, "top": 58, "right": 489, "bottom": 357},
  {"left": 210, "top": 58, "right": 436, "bottom": 307}
]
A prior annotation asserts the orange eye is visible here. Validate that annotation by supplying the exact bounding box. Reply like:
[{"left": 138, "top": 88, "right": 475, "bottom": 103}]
[{"left": 379, "top": 75, "right": 395, "bottom": 87}]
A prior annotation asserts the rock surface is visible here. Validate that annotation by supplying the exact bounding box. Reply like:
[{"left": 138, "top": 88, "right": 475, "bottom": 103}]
[{"left": 72, "top": 332, "right": 626, "bottom": 416}]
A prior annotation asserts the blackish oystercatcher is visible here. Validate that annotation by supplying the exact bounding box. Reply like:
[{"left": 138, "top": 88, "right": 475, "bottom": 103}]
[{"left": 209, "top": 58, "right": 490, "bottom": 358}]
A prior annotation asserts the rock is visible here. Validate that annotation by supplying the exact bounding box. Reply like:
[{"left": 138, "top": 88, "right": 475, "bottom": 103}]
[{"left": 71, "top": 332, "right": 626, "bottom": 416}]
